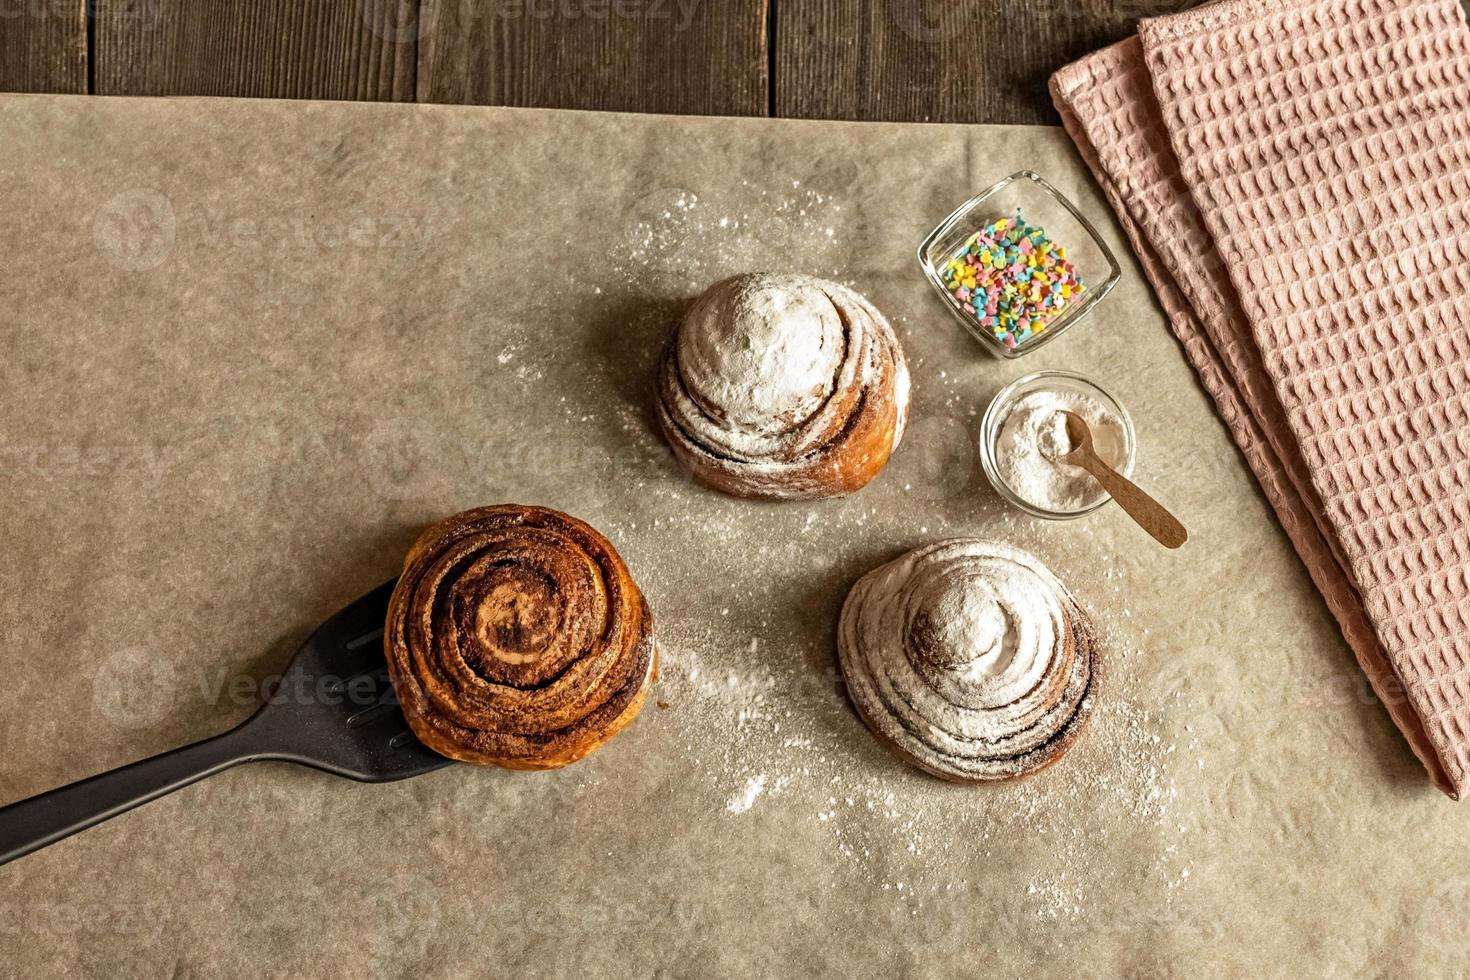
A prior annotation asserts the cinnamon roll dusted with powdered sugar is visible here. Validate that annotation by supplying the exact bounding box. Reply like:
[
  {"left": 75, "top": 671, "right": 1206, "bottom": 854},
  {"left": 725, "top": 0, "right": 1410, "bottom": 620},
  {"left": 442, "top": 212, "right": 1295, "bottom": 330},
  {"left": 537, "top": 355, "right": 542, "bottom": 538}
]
[
  {"left": 656, "top": 273, "right": 910, "bottom": 499},
  {"left": 837, "top": 540, "right": 1098, "bottom": 782}
]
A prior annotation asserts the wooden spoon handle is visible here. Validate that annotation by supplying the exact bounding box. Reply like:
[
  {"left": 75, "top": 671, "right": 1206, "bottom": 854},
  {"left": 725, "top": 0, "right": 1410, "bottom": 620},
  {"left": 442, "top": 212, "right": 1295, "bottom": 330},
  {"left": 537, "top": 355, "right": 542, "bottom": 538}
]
[{"left": 1076, "top": 453, "right": 1188, "bottom": 549}]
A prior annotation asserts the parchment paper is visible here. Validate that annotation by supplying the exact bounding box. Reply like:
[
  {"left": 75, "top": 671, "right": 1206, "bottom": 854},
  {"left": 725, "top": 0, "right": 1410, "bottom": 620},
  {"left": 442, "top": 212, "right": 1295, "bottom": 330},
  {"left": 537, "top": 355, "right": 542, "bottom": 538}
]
[{"left": 0, "top": 95, "right": 1457, "bottom": 978}]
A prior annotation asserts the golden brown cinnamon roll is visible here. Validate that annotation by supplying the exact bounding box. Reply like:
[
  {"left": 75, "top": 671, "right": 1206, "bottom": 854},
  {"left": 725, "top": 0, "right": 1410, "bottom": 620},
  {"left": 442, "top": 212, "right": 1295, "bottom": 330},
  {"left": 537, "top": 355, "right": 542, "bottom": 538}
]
[
  {"left": 837, "top": 540, "right": 1098, "bottom": 782},
  {"left": 656, "top": 273, "right": 910, "bottom": 499},
  {"left": 385, "top": 505, "right": 657, "bottom": 769}
]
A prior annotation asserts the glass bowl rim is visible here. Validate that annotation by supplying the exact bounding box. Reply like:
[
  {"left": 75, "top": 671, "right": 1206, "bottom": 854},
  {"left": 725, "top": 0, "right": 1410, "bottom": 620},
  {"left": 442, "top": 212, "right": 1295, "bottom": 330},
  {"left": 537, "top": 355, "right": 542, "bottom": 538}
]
[
  {"left": 916, "top": 170, "right": 1124, "bottom": 360},
  {"left": 978, "top": 369, "right": 1137, "bottom": 520}
]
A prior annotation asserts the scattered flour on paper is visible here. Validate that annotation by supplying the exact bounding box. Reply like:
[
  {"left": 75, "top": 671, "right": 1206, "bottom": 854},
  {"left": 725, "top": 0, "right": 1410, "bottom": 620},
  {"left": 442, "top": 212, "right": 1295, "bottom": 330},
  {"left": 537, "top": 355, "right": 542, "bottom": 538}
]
[
  {"left": 600, "top": 478, "right": 1201, "bottom": 929},
  {"left": 615, "top": 181, "right": 849, "bottom": 290},
  {"left": 491, "top": 181, "right": 1201, "bottom": 933},
  {"left": 726, "top": 774, "right": 769, "bottom": 814}
]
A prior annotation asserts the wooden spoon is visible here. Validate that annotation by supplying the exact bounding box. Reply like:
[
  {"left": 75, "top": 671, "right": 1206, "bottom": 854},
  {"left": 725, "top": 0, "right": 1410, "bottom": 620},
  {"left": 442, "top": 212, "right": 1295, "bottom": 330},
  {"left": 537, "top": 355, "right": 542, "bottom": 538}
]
[{"left": 1058, "top": 410, "right": 1187, "bottom": 549}]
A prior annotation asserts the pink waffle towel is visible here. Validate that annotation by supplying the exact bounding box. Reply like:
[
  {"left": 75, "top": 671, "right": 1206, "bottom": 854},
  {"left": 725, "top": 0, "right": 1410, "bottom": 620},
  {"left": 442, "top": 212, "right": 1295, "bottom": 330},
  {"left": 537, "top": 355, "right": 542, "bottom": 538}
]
[{"left": 1052, "top": 0, "right": 1470, "bottom": 798}]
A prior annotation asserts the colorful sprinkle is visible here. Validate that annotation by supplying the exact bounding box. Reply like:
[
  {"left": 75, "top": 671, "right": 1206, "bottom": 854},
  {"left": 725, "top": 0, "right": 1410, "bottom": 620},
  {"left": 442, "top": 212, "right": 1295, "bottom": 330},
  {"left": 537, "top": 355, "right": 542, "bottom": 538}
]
[{"left": 941, "top": 210, "right": 1085, "bottom": 352}]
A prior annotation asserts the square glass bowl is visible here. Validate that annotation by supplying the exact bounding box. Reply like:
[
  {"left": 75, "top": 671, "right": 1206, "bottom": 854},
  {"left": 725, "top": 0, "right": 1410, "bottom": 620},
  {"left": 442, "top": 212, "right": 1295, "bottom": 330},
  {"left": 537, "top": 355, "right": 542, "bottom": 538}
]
[{"left": 917, "top": 171, "right": 1122, "bottom": 359}]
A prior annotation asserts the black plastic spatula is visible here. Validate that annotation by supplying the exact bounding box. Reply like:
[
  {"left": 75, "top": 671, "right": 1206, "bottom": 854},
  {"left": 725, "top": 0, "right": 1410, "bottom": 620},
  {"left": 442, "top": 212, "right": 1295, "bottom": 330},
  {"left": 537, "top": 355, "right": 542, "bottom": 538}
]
[{"left": 0, "top": 580, "right": 453, "bottom": 867}]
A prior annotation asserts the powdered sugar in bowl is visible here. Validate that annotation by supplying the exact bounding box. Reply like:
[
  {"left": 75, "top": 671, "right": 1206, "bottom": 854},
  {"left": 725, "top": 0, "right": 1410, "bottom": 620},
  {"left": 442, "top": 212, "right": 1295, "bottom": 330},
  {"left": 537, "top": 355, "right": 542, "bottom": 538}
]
[{"left": 979, "top": 371, "right": 1136, "bottom": 519}]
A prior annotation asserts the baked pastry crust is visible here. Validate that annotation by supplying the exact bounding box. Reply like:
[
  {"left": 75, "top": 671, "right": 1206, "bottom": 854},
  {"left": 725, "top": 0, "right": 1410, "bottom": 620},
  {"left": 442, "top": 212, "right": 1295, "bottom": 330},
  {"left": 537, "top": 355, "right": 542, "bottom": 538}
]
[
  {"left": 385, "top": 505, "right": 657, "bottom": 769},
  {"left": 836, "top": 540, "right": 1098, "bottom": 783},
  {"left": 656, "top": 273, "right": 910, "bottom": 500}
]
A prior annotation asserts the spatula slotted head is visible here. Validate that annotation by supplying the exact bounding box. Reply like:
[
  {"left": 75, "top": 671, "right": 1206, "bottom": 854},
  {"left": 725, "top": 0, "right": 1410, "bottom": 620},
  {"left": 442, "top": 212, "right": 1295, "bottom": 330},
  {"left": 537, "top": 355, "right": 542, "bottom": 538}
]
[{"left": 244, "top": 580, "right": 453, "bottom": 782}]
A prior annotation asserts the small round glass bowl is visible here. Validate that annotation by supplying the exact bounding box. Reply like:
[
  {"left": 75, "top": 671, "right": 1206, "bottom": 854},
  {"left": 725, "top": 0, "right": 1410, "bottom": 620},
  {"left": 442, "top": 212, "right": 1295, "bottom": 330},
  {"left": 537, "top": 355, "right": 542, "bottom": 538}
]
[{"left": 978, "top": 370, "right": 1136, "bottom": 520}]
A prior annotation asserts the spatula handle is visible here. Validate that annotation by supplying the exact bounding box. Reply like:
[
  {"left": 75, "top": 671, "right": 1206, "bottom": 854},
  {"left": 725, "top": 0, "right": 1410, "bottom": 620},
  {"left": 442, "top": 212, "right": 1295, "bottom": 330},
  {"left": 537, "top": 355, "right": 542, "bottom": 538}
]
[{"left": 0, "top": 728, "right": 255, "bottom": 866}]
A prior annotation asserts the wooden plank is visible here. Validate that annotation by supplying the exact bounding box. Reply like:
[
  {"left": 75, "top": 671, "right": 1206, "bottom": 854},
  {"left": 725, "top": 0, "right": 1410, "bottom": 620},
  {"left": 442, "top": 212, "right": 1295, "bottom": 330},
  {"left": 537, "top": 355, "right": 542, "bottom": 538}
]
[
  {"left": 417, "top": 0, "right": 768, "bottom": 116},
  {"left": 0, "top": 0, "right": 87, "bottom": 92},
  {"left": 774, "top": 0, "right": 1193, "bottom": 125},
  {"left": 93, "top": 0, "right": 418, "bottom": 101}
]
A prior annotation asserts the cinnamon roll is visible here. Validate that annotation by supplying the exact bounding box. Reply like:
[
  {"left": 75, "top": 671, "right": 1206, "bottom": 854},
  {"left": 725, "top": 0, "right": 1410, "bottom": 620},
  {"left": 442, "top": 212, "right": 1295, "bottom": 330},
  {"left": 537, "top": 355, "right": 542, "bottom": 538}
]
[
  {"left": 656, "top": 273, "right": 910, "bottom": 499},
  {"left": 385, "top": 505, "right": 657, "bottom": 769},
  {"left": 837, "top": 540, "right": 1098, "bottom": 782}
]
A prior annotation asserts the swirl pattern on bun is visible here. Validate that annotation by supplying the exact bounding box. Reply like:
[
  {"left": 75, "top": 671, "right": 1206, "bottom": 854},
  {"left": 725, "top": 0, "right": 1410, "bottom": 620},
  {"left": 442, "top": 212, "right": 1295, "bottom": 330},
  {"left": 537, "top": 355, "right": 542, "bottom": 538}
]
[
  {"left": 656, "top": 273, "right": 910, "bottom": 500},
  {"left": 837, "top": 540, "right": 1098, "bottom": 782},
  {"left": 385, "top": 505, "right": 657, "bottom": 769}
]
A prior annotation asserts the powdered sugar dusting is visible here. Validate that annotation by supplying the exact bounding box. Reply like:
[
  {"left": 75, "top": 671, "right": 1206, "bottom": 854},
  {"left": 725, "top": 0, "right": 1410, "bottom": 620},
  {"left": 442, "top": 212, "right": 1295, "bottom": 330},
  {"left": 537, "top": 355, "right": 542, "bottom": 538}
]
[
  {"left": 565, "top": 181, "right": 1197, "bottom": 932},
  {"left": 676, "top": 275, "right": 843, "bottom": 432},
  {"left": 600, "top": 485, "right": 1197, "bottom": 928},
  {"left": 837, "top": 540, "right": 1095, "bottom": 781},
  {"left": 655, "top": 272, "right": 910, "bottom": 499},
  {"left": 726, "top": 774, "right": 769, "bottom": 814},
  {"left": 618, "top": 182, "right": 847, "bottom": 287},
  {"left": 995, "top": 388, "right": 1128, "bottom": 513}
]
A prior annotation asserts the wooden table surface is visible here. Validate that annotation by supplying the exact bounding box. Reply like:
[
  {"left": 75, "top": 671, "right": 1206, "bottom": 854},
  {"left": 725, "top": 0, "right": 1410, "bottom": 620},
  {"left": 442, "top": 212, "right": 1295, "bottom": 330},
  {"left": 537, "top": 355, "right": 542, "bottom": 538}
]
[{"left": 0, "top": 0, "right": 1202, "bottom": 124}]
